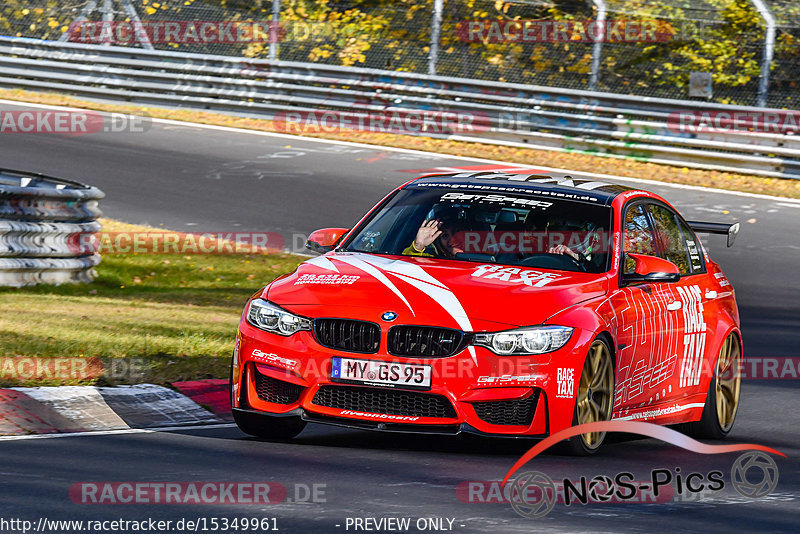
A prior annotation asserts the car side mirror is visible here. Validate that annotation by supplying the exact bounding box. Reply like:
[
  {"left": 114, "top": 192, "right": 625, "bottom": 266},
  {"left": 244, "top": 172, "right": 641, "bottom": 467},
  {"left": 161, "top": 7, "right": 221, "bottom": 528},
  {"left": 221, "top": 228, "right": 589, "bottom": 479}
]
[
  {"left": 623, "top": 253, "right": 681, "bottom": 284},
  {"left": 305, "top": 228, "right": 349, "bottom": 254}
]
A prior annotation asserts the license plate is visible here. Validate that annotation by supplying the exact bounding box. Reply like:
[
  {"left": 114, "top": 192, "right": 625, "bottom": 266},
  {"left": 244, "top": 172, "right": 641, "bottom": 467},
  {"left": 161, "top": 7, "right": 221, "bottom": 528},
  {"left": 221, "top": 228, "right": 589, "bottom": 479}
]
[{"left": 331, "top": 357, "right": 432, "bottom": 391}]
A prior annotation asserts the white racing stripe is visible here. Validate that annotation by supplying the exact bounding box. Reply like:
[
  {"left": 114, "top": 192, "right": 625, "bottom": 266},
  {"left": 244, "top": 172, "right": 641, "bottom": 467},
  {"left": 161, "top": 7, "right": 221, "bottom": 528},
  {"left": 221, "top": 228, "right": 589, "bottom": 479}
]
[
  {"left": 303, "top": 253, "right": 480, "bottom": 364},
  {"left": 303, "top": 255, "right": 339, "bottom": 272},
  {"left": 329, "top": 255, "right": 416, "bottom": 315}
]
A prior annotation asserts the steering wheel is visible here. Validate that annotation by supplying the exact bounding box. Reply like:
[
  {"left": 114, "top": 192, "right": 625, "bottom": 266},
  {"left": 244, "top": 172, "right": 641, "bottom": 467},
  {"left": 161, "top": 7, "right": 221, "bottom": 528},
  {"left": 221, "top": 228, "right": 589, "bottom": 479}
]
[{"left": 518, "top": 252, "right": 588, "bottom": 272}]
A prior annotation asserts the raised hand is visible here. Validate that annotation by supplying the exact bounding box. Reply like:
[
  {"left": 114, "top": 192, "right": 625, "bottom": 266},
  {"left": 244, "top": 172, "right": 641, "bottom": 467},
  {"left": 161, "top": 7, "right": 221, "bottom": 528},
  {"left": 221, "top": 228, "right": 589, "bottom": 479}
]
[{"left": 414, "top": 219, "right": 442, "bottom": 251}]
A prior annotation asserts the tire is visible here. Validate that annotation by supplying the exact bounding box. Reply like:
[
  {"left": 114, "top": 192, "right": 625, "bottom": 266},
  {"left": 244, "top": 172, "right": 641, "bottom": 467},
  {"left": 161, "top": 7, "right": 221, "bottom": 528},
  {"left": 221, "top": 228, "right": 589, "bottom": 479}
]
[
  {"left": 685, "top": 333, "right": 742, "bottom": 440},
  {"left": 558, "top": 337, "right": 615, "bottom": 455},
  {"left": 233, "top": 409, "right": 306, "bottom": 440}
]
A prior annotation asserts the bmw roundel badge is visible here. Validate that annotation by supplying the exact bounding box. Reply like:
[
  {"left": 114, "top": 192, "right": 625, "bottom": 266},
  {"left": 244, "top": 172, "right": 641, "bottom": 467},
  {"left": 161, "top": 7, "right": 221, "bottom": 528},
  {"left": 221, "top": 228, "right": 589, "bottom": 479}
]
[{"left": 381, "top": 311, "right": 398, "bottom": 322}]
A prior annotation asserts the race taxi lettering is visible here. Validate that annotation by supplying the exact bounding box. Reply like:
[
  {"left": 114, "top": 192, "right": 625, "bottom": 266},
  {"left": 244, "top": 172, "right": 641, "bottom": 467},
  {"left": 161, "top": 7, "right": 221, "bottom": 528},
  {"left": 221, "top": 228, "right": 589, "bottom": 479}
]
[
  {"left": 556, "top": 368, "right": 575, "bottom": 398},
  {"left": 251, "top": 349, "right": 299, "bottom": 370},
  {"left": 294, "top": 274, "right": 360, "bottom": 285},
  {"left": 677, "top": 285, "right": 707, "bottom": 388},
  {"left": 471, "top": 264, "right": 562, "bottom": 287}
]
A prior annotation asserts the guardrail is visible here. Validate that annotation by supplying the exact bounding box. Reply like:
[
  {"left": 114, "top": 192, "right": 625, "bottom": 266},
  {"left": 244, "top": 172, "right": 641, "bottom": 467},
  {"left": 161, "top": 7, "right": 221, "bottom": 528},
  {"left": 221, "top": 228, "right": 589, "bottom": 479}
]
[
  {"left": 0, "top": 36, "right": 798, "bottom": 179},
  {"left": 0, "top": 168, "right": 103, "bottom": 287}
]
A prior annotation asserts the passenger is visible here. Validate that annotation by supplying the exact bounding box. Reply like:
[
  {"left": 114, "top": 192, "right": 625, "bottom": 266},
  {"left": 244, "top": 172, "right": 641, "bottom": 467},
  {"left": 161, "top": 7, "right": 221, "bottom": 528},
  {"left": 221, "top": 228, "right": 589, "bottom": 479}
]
[{"left": 404, "top": 217, "right": 467, "bottom": 258}]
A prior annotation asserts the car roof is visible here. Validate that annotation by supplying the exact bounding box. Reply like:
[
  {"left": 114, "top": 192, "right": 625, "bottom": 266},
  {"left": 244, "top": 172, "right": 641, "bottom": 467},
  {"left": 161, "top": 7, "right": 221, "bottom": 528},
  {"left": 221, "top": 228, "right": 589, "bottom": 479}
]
[{"left": 407, "top": 171, "right": 639, "bottom": 206}]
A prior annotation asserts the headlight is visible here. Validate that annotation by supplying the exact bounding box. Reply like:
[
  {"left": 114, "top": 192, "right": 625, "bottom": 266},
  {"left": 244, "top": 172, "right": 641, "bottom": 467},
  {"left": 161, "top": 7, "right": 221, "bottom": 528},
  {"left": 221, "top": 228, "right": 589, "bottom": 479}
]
[
  {"left": 246, "top": 299, "right": 312, "bottom": 336},
  {"left": 474, "top": 326, "right": 573, "bottom": 355}
]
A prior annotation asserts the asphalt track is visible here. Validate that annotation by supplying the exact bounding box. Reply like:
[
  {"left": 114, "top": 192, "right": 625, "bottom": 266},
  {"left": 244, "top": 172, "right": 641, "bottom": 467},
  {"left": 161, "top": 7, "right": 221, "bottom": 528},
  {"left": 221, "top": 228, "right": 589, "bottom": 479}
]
[{"left": 0, "top": 101, "right": 798, "bottom": 533}]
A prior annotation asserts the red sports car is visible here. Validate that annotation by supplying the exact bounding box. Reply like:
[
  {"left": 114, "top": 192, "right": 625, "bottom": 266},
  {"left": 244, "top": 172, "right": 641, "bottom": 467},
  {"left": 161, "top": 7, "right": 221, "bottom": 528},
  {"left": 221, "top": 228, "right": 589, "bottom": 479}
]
[{"left": 231, "top": 171, "right": 742, "bottom": 454}]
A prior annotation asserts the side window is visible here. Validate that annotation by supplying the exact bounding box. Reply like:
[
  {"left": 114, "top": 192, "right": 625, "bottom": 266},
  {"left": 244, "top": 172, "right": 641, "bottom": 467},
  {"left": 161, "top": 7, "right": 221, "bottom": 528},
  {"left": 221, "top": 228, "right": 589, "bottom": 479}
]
[
  {"left": 622, "top": 204, "right": 657, "bottom": 274},
  {"left": 649, "top": 204, "right": 692, "bottom": 275}
]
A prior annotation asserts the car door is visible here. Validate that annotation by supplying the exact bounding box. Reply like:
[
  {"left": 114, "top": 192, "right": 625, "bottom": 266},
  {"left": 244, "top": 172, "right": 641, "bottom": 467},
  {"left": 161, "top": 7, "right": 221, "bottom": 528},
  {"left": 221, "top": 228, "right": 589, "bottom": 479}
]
[
  {"left": 609, "top": 202, "right": 681, "bottom": 411},
  {"left": 648, "top": 203, "right": 716, "bottom": 403}
]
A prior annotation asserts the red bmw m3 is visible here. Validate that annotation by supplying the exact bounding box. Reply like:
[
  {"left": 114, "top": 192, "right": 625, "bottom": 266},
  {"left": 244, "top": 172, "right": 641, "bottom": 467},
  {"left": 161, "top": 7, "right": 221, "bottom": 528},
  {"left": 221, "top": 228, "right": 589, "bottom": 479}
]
[{"left": 231, "top": 171, "right": 742, "bottom": 454}]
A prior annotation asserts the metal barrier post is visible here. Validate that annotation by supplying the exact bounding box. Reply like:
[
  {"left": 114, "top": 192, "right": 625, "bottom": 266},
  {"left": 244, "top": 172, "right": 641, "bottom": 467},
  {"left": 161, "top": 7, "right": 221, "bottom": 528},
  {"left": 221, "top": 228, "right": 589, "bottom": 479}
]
[
  {"left": 429, "top": 0, "right": 444, "bottom": 76},
  {"left": 750, "top": 0, "right": 776, "bottom": 108},
  {"left": 588, "top": 0, "right": 607, "bottom": 92},
  {"left": 101, "top": 0, "right": 113, "bottom": 46},
  {"left": 269, "top": 0, "right": 282, "bottom": 61}
]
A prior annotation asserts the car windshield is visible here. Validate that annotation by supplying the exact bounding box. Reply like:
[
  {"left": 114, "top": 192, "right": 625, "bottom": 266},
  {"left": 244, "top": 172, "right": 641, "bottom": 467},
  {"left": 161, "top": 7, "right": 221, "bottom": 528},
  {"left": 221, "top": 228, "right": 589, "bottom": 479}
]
[{"left": 345, "top": 186, "right": 613, "bottom": 273}]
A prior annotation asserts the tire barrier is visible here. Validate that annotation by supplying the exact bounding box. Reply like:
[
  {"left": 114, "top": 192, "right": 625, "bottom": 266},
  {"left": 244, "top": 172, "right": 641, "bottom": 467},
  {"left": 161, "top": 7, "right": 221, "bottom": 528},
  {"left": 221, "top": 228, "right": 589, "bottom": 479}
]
[{"left": 0, "top": 168, "right": 104, "bottom": 287}]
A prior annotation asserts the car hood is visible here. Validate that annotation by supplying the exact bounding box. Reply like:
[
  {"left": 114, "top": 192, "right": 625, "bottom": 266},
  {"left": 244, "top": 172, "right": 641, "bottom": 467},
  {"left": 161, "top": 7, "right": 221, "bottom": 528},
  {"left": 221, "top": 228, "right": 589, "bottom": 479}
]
[{"left": 265, "top": 252, "right": 609, "bottom": 330}]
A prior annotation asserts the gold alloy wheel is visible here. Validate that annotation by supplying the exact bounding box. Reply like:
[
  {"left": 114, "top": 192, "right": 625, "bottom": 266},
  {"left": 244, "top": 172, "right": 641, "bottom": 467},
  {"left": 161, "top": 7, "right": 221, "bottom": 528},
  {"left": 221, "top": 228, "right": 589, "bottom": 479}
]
[
  {"left": 576, "top": 340, "right": 615, "bottom": 450},
  {"left": 715, "top": 334, "right": 742, "bottom": 433}
]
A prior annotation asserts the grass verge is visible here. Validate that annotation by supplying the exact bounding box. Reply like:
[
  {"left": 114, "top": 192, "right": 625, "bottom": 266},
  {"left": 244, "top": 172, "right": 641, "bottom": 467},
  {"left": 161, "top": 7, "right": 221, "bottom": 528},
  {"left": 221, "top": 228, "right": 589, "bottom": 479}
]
[
  {"left": 1, "top": 88, "right": 799, "bottom": 199},
  {"left": 0, "top": 219, "right": 303, "bottom": 387}
]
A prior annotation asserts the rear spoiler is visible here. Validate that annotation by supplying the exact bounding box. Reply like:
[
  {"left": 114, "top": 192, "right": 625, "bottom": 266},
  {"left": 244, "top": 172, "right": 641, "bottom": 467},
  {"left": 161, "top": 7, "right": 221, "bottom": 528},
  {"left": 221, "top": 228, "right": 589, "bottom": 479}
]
[{"left": 687, "top": 221, "right": 740, "bottom": 247}]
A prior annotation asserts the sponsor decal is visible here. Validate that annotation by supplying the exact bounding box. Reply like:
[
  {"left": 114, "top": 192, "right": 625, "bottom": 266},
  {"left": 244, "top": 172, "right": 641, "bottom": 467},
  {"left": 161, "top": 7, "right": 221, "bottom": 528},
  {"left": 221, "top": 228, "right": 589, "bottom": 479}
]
[
  {"left": 439, "top": 192, "right": 553, "bottom": 209},
  {"left": 477, "top": 374, "right": 539, "bottom": 386},
  {"left": 414, "top": 181, "right": 604, "bottom": 202},
  {"left": 251, "top": 349, "right": 298, "bottom": 371},
  {"left": 339, "top": 410, "right": 420, "bottom": 422},
  {"left": 614, "top": 402, "right": 706, "bottom": 421},
  {"left": 678, "top": 285, "right": 707, "bottom": 388},
  {"left": 471, "top": 264, "right": 562, "bottom": 287},
  {"left": 686, "top": 240, "right": 703, "bottom": 271},
  {"left": 556, "top": 368, "right": 575, "bottom": 399},
  {"left": 714, "top": 272, "right": 731, "bottom": 287},
  {"left": 293, "top": 274, "right": 360, "bottom": 286}
]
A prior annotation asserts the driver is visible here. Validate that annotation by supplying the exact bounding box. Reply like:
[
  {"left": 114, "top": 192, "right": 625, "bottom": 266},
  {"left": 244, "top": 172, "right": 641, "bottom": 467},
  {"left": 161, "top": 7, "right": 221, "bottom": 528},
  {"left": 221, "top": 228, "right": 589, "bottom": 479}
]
[
  {"left": 546, "top": 219, "right": 602, "bottom": 263},
  {"left": 404, "top": 213, "right": 467, "bottom": 258}
]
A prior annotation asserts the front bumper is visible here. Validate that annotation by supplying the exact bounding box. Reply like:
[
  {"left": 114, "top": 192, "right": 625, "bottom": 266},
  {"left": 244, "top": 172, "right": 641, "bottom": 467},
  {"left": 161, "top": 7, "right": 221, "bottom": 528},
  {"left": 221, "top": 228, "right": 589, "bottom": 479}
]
[{"left": 232, "top": 319, "right": 592, "bottom": 437}]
